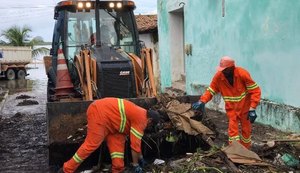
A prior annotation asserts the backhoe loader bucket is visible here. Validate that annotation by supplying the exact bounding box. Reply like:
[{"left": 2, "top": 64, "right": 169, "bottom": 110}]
[{"left": 47, "top": 98, "right": 158, "bottom": 167}]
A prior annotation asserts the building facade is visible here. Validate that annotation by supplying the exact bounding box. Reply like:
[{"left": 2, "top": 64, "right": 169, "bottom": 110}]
[{"left": 157, "top": 0, "right": 300, "bottom": 132}]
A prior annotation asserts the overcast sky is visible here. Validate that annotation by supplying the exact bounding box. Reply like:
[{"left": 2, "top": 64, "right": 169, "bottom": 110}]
[{"left": 0, "top": 0, "right": 157, "bottom": 42}]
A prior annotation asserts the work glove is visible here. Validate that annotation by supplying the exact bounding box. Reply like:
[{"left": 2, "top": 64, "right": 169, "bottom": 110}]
[
  {"left": 248, "top": 110, "right": 257, "bottom": 123},
  {"left": 138, "top": 158, "right": 147, "bottom": 168},
  {"left": 192, "top": 101, "right": 205, "bottom": 113},
  {"left": 133, "top": 165, "right": 143, "bottom": 173}
]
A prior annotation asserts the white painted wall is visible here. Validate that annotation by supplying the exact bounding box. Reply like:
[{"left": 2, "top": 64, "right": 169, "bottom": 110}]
[{"left": 169, "top": 10, "right": 185, "bottom": 82}]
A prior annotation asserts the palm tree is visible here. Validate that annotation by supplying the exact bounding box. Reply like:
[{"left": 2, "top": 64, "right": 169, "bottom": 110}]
[{"left": 0, "top": 25, "right": 49, "bottom": 57}]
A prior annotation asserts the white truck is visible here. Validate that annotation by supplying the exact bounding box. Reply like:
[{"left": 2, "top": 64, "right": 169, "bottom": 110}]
[{"left": 0, "top": 46, "right": 32, "bottom": 80}]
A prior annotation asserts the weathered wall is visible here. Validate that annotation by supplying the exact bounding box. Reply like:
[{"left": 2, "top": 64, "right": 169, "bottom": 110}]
[
  {"left": 157, "top": 0, "right": 171, "bottom": 91},
  {"left": 158, "top": 0, "right": 300, "bottom": 132},
  {"left": 169, "top": 11, "right": 185, "bottom": 82}
]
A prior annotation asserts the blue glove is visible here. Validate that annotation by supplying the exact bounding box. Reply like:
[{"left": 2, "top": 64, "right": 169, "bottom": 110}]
[
  {"left": 248, "top": 110, "right": 257, "bottom": 123},
  {"left": 133, "top": 165, "right": 143, "bottom": 173},
  {"left": 192, "top": 101, "right": 205, "bottom": 112},
  {"left": 138, "top": 158, "right": 146, "bottom": 168}
]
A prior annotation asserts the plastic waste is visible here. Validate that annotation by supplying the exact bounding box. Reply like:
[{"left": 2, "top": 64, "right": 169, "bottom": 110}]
[
  {"left": 153, "top": 159, "right": 165, "bottom": 165},
  {"left": 281, "top": 153, "right": 299, "bottom": 168}
]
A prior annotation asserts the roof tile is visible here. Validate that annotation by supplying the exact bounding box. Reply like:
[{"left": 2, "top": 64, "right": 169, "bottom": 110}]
[{"left": 135, "top": 15, "right": 157, "bottom": 33}]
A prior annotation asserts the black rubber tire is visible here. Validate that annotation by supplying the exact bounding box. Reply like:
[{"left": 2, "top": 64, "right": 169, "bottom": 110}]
[
  {"left": 6, "top": 69, "right": 16, "bottom": 80},
  {"left": 17, "top": 69, "right": 26, "bottom": 79}
]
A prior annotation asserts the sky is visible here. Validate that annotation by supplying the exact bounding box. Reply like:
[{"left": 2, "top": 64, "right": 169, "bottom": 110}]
[{"left": 0, "top": 0, "right": 157, "bottom": 42}]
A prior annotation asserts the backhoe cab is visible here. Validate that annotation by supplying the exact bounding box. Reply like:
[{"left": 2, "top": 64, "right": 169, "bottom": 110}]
[
  {"left": 44, "top": 0, "right": 157, "bottom": 168},
  {"left": 47, "top": 0, "right": 155, "bottom": 101}
]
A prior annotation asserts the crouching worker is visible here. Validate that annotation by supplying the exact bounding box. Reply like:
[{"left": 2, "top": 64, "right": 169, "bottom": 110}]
[{"left": 58, "top": 97, "right": 160, "bottom": 173}]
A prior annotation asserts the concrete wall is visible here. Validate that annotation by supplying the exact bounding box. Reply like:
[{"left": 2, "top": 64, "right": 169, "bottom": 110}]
[{"left": 158, "top": 0, "right": 300, "bottom": 132}]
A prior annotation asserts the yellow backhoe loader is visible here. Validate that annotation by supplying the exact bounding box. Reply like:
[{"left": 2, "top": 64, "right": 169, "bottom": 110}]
[{"left": 44, "top": 0, "right": 158, "bottom": 168}]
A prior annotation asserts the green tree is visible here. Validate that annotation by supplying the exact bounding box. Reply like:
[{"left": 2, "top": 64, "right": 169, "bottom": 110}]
[{"left": 0, "top": 25, "right": 49, "bottom": 57}]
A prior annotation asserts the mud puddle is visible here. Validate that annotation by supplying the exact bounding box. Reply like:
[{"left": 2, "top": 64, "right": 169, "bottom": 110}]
[
  {"left": 0, "top": 63, "right": 47, "bottom": 118},
  {"left": 0, "top": 63, "right": 50, "bottom": 172}
]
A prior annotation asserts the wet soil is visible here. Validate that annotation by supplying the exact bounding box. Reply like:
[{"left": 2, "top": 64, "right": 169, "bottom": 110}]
[
  {"left": 16, "top": 94, "right": 34, "bottom": 100},
  {"left": 16, "top": 99, "right": 39, "bottom": 106},
  {"left": 0, "top": 64, "right": 49, "bottom": 172},
  {"left": 0, "top": 112, "right": 48, "bottom": 172}
]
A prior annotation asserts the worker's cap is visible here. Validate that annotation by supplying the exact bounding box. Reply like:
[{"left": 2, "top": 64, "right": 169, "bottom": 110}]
[
  {"left": 216, "top": 56, "right": 235, "bottom": 71},
  {"left": 147, "top": 109, "right": 160, "bottom": 124}
]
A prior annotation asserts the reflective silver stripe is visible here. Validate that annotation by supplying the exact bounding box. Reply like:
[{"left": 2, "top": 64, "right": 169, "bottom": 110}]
[
  {"left": 111, "top": 152, "right": 124, "bottom": 159},
  {"left": 223, "top": 92, "right": 247, "bottom": 102},
  {"left": 130, "top": 127, "right": 143, "bottom": 139},
  {"left": 57, "top": 64, "right": 68, "bottom": 70},
  {"left": 118, "top": 99, "right": 126, "bottom": 133},
  {"left": 246, "top": 83, "right": 258, "bottom": 90},
  {"left": 72, "top": 153, "right": 83, "bottom": 163},
  {"left": 241, "top": 135, "right": 251, "bottom": 143},
  {"left": 228, "top": 135, "right": 240, "bottom": 142},
  {"left": 207, "top": 87, "right": 216, "bottom": 95},
  {"left": 57, "top": 54, "right": 64, "bottom": 59}
]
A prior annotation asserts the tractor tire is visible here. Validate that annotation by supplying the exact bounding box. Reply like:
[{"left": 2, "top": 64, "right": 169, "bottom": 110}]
[
  {"left": 17, "top": 69, "right": 26, "bottom": 79},
  {"left": 6, "top": 69, "right": 16, "bottom": 80}
]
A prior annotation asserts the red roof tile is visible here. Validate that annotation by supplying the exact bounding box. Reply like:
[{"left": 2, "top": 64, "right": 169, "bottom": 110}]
[{"left": 135, "top": 15, "right": 157, "bottom": 33}]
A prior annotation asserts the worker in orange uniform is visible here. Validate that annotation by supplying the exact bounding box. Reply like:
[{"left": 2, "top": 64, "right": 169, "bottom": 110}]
[
  {"left": 192, "top": 56, "right": 261, "bottom": 149},
  {"left": 58, "top": 97, "right": 160, "bottom": 173}
]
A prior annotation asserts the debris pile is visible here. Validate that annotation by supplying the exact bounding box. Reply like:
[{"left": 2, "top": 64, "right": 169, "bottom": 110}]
[
  {"left": 60, "top": 93, "right": 300, "bottom": 172},
  {"left": 15, "top": 94, "right": 39, "bottom": 106},
  {"left": 50, "top": 114, "right": 87, "bottom": 143},
  {"left": 17, "top": 99, "right": 39, "bottom": 106},
  {"left": 16, "top": 94, "right": 33, "bottom": 99}
]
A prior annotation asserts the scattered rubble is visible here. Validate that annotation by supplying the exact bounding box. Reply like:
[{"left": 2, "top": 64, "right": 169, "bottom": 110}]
[
  {"left": 16, "top": 94, "right": 34, "bottom": 99},
  {"left": 17, "top": 99, "right": 39, "bottom": 106},
  {"left": 14, "top": 94, "right": 39, "bottom": 106}
]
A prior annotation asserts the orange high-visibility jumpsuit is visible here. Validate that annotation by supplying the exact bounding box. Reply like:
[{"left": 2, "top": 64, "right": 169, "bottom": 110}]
[
  {"left": 200, "top": 67, "right": 261, "bottom": 148},
  {"left": 63, "top": 98, "right": 148, "bottom": 173}
]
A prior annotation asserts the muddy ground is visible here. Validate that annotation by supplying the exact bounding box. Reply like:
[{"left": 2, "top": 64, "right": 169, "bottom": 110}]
[
  {"left": 0, "top": 64, "right": 299, "bottom": 173},
  {"left": 0, "top": 64, "right": 49, "bottom": 173}
]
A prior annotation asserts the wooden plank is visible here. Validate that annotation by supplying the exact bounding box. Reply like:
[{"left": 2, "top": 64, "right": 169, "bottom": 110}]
[
  {"left": 83, "top": 50, "right": 93, "bottom": 100},
  {"left": 91, "top": 58, "right": 97, "bottom": 83},
  {"left": 127, "top": 54, "right": 141, "bottom": 96},
  {"left": 74, "top": 55, "right": 84, "bottom": 89},
  {"left": 43, "top": 56, "right": 52, "bottom": 74},
  {"left": 144, "top": 48, "right": 157, "bottom": 97}
]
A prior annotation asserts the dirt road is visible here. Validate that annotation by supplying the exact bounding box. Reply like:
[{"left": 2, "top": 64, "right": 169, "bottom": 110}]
[{"left": 0, "top": 64, "right": 51, "bottom": 173}]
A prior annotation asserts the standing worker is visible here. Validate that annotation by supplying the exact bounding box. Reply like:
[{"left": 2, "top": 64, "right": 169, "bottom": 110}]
[
  {"left": 59, "top": 97, "right": 160, "bottom": 173},
  {"left": 192, "top": 56, "right": 261, "bottom": 149}
]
